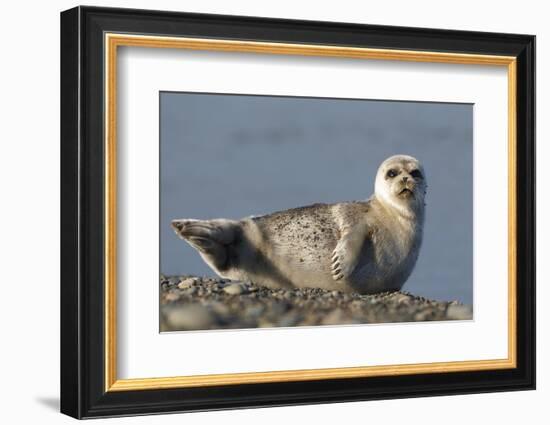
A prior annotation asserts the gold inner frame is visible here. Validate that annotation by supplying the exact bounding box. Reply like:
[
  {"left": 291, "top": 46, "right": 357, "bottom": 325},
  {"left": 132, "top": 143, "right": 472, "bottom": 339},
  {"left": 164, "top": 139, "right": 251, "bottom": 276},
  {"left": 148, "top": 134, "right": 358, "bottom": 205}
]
[{"left": 104, "top": 33, "right": 517, "bottom": 392}]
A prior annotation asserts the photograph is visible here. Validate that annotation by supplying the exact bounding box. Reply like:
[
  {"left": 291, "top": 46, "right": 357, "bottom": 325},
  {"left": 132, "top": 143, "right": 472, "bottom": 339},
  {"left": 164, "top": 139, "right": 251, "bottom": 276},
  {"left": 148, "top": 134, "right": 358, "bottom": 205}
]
[{"left": 159, "top": 92, "right": 474, "bottom": 331}]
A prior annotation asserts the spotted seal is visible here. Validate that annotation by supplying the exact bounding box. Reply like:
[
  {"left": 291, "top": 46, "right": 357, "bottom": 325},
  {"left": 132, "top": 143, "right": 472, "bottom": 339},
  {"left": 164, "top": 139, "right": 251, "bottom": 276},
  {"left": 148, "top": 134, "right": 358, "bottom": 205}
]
[{"left": 172, "top": 155, "right": 427, "bottom": 294}]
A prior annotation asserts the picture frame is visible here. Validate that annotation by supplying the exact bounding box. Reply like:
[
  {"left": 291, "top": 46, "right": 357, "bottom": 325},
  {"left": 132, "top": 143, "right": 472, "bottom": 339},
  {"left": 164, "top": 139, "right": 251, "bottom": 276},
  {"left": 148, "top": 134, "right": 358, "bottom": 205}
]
[{"left": 60, "top": 5, "right": 535, "bottom": 419}]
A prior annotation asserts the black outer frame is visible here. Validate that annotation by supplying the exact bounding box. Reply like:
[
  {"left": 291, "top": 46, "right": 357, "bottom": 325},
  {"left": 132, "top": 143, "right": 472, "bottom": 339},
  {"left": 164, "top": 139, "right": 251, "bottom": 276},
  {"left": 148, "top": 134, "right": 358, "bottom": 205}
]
[{"left": 60, "top": 5, "right": 535, "bottom": 419}]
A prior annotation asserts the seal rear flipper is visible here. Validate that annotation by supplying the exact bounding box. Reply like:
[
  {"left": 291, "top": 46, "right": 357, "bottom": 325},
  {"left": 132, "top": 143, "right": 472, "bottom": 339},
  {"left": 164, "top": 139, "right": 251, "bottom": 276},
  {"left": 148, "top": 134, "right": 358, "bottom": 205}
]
[{"left": 171, "top": 218, "right": 238, "bottom": 271}]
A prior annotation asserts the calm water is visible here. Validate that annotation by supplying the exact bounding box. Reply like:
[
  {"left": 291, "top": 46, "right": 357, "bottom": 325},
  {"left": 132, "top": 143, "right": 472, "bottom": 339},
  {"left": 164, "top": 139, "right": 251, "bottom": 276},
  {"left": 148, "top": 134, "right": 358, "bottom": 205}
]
[{"left": 160, "top": 93, "right": 473, "bottom": 304}]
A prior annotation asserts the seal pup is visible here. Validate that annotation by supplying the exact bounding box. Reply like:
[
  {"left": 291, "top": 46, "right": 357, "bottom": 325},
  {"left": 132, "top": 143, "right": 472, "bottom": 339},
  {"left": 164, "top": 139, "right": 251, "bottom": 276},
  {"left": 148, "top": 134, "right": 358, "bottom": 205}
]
[{"left": 172, "top": 154, "right": 426, "bottom": 294}]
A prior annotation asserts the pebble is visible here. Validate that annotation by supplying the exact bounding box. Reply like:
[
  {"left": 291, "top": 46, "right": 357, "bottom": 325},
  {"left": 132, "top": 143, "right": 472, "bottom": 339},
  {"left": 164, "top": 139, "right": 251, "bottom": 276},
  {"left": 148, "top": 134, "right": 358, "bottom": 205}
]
[
  {"left": 178, "top": 278, "right": 195, "bottom": 289},
  {"left": 446, "top": 304, "right": 473, "bottom": 320},
  {"left": 164, "top": 304, "right": 214, "bottom": 330},
  {"left": 184, "top": 286, "right": 197, "bottom": 295},
  {"left": 413, "top": 310, "right": 433, "bottom": 321},
  {"left": 393, "top": 294, "right": 413, "bottom": 305},
  {"left": 223, "top": 283, "right": 246, "bottom": 295},
  {"left": 209, "top": 301, "right": 230, "bottom": 316},
  {"left": 164, "top": 292, "right": 180, "bottom": 302}
]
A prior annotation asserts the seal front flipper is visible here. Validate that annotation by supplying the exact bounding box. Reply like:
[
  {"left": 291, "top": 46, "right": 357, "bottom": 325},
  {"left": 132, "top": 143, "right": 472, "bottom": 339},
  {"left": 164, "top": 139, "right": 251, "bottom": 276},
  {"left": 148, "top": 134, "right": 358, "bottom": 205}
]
[{"left": 331, "top": 224, "right": 369, "bottom": 281}]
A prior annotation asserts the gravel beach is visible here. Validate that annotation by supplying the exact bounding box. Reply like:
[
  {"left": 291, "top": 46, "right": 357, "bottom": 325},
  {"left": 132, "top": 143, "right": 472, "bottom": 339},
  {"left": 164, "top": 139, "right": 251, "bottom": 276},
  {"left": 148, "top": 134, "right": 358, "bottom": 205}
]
[{"left": 160, "top": 275, "right": 473, "bottom": 331}]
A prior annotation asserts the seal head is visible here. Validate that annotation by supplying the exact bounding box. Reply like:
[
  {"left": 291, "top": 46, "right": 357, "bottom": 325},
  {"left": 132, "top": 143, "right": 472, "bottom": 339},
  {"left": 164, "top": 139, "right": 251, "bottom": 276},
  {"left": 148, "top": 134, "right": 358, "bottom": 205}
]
[{"left": 374, "top": 154, "right": 427, "bottom": 219}]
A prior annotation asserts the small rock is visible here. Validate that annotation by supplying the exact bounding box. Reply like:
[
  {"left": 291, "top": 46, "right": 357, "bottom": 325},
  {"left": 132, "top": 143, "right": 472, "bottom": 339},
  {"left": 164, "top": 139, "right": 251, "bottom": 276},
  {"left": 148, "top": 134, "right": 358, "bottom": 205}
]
[
  {"left": 178, "top": 278, "right": 195, "bottom": 289},
  {"left": 209, "top": 301, "right": 230, "bottom": 316},
  {"left": 446, "top": 304, "right": 473, "bottom": 320},
  {"left": 413, "top": 310, "right": 434, "bottom": 321},
  {"left": 184, "top": 286, "right": 197, "bottom": 296},
  {"left": 164, "top": 292, "right": 180, "bottom": 302},
  {"left": 223, "top": 283, "right": 245, "bottom": 295},
  {"left": 393, "top": 294, "right": 413, "bottom": 305},
  {"left": 164, "top": 304, "right": 214, "bottom": 330}
]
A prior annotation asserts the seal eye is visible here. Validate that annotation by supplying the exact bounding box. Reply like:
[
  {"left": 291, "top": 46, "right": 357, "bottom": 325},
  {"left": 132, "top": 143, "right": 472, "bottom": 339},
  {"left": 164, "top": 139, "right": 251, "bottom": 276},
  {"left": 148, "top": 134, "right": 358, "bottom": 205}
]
[
  {"left": 410, "top": 169, "right": 423, "bottom": 179},
  {"left": 386, "top": 169, "right": 398, "bottom": 178}
]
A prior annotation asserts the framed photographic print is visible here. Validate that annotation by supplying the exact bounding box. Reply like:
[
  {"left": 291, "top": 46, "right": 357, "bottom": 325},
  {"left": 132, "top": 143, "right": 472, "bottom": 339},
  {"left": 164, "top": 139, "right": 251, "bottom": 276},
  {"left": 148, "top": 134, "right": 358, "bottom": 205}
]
[{"left": 60, "top": 6, "right": 535, "bottom": 419}]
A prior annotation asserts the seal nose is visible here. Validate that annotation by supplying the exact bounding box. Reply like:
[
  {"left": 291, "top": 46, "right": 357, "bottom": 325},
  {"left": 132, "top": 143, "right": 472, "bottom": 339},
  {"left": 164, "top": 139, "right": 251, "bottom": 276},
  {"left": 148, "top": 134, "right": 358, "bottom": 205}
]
[{"left": 402, "top": 176, "right": 409, "bottom": 183}]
